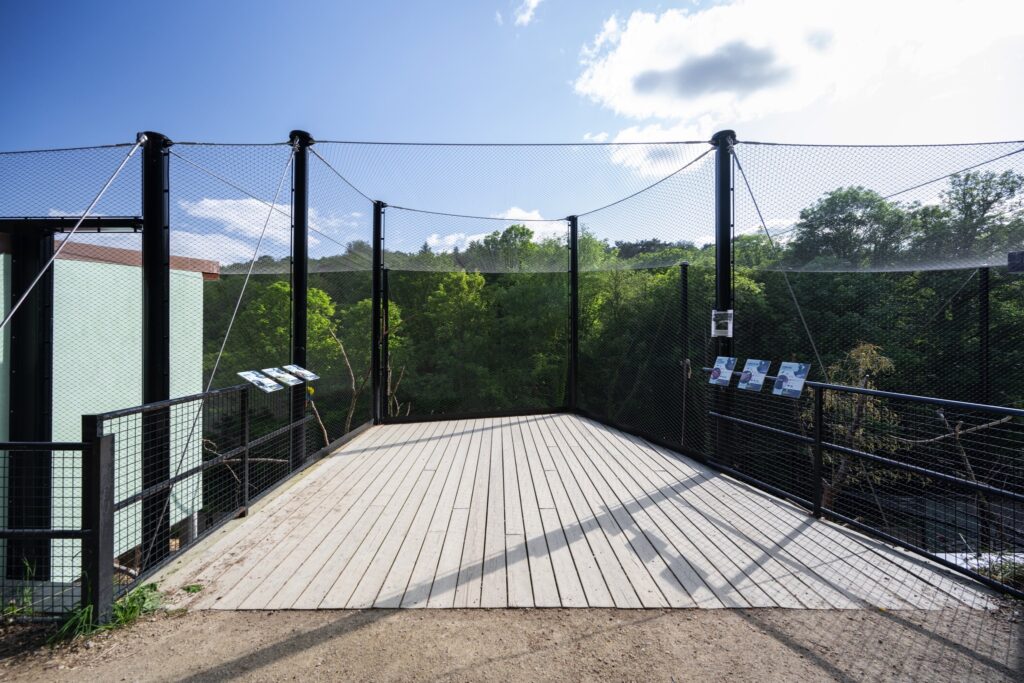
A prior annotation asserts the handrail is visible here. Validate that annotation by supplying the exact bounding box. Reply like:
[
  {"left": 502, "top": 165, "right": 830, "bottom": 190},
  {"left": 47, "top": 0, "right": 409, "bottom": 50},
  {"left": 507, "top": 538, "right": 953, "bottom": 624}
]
[
  {"left": 92, "top": 383, "right": 249, "bottom": 419},
  {"left": 700, "top": 366, "right": 1024, "bottom": 417}
]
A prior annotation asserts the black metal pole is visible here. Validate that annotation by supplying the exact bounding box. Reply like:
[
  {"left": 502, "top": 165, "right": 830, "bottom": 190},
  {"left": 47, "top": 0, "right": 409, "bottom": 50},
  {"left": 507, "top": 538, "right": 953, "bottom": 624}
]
[
  {"left": 680, "top": 261, "right": 689, "bottom": 447},
  {"left": 371, "top": 201, "right": 385, "bottom": 424},
  {"left": 381, "top": 267, "right": 390, "bottom": 420},
  {"left": 979, "top": 266, "right": 990, "bottom": 404},
  {"left": 240, "top": 388, "right": 250, "bottom": 513},
  {"left": 568, "top": 216, "right": 579, "bottom": 411},
  {"left": 812, "top": 385, "right": 824, "bottom": 518},
  {"left": 7, "top": 228, "right": 54, "bottom": 580},
  {"left": 711, "top": 130, "right": 735, "bottom": 357},
  {"left": 81, "top": 415, "right": 114, "bottom": 624},
  {"left": 711, "top": 130, "right": 735, "bottom": 466},
  {"left": 289, "top": 131, "right": 313, "bottom": 468},
  {"left": 140, "top": 131, "right": 172, "bottom": 570}
]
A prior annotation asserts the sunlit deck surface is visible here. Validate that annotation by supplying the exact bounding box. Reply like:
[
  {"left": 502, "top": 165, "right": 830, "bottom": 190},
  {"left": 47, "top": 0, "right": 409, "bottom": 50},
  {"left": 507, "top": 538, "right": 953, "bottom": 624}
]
[{"left": 164, "top": 414, "right": 994, "bottom": 611}]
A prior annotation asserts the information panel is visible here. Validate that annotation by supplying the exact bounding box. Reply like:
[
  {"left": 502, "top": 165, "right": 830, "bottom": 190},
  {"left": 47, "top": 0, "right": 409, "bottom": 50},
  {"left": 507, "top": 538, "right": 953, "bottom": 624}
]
[
  {"left": 283, "top": 364, "right": 320, "bottom": 381},
  {"left": 737, "top": 359, "right": 771, "bottom": 392},
  {"left": 262, "top": 367, "right": 304, "bottom": 386},
  {"left": 772, "top": 362, "right": 811, "bottom": 398},
  {"left": 238, "top": 370, "right": 283, "bottom": 393},
  {"left": 709, "top": 356, "right": 737, "bottom": 386}
]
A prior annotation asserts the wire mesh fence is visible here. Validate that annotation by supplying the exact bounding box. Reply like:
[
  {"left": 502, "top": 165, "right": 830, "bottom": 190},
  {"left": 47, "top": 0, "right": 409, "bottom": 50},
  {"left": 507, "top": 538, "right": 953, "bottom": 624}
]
[
  {"left": 92, "top": 383, "right": 314, "bottom": 598},
  {"left": 1, "top": 132, "right": 1023, "bottom": 619}
]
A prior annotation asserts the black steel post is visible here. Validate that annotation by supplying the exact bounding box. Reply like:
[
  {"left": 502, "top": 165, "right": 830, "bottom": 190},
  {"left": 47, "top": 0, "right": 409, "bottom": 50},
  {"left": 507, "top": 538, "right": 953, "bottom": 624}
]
[
  {"left": 568, "top": 216, "right": 579, "bottom": 411},
  {"left": 371, "top": 201, "right": 385, "bottom": 424},
  {"left": 7, "top": 229, "right": 54, "bottom": 580},
  {"left": 140, "top": 131, "right": 172, "bottom": 570},
  {"left": 381, "top": 268, "right": 391, "bottom": 420},
  {"left": 240, "top": 388, "right": 251, "bottom": 512},
  {"left": 711, "top": 130, "right": 736, "bottom": 466},
  {"left": 81, "top": 415, "right": 114, "bottom": 624},
  {"left": 812, "top": 385, "right": 824, "bottom": 518},
  {"left": 289, "top": 131, "right": 313, "bottom": 468},
  {"left": 979, "top": 266, "right": 990, "bottom": 404},
  {"left": 680, "top": 262, "right": 689, "bottom": 447}
]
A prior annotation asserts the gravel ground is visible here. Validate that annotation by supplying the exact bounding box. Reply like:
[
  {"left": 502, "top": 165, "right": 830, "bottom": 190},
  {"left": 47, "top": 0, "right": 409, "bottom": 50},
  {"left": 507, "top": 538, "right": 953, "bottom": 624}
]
[{"left": 1, "top": 603, "right": 1021, "bottom": 682}]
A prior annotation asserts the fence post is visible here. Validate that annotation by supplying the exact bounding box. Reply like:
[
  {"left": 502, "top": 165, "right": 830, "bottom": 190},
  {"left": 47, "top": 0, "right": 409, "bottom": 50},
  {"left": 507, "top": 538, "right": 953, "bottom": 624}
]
[
  {"left": 711, "top": 130, "right": 736, "bottom": 465},
  {"left": 812, "top": 385, "right": 824, "bottom": 518},
  {"left": 371, "top": 200, "right": 385, "bottom": 424},
  {"left": 567, "top": 216, "right": 579, "bottom": 412},
  {"left": 381, "top": 267, "right": 391, "bottom": 420},
  {"left": 81, "top": 415, "right": 114, "bottom": 625},
  {"left": 680, "top": 261, "right": 689, "bottom": 447},
  {"left": 240, "top": 388, "right": 251, "bottom": 513},
  {"left": 140, "top": 131, "right": 172, "bottom": 571},
  {"left": 289, "top": 130, "right": 313, "bottom": 468},
  {"left": 979, "top": 266, "right": 990, "bottom": 404}
]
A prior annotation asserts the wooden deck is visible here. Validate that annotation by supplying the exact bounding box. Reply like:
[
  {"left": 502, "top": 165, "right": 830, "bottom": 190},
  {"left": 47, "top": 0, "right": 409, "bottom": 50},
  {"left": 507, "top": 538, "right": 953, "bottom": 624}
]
[{"left": 162, "top": 414, "right": 994, "bottom": 611}]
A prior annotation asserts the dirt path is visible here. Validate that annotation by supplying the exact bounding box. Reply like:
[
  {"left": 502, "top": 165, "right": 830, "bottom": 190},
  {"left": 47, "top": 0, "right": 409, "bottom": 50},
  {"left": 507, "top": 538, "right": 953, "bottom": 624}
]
[{"left": 2, "top": 605, "right": 1021, "bottom": 682}]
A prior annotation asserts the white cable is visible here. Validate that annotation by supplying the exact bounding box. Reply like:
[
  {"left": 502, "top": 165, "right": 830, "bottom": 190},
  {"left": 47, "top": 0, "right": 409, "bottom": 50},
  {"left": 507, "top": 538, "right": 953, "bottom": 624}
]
[{"left": 0, "top": 138, "right": 144, "bottom": 332}]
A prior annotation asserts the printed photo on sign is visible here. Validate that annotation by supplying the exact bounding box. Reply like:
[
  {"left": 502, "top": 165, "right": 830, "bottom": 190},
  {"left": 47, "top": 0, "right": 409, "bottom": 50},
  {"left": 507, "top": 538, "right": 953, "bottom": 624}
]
[
  {"left": 708, "top": 356, "right": 737, "bottom": 386},
  {"left": 772, "top": 362, "right": 811, "bottom": 398},
  {"left": 738, "top": 359, "right": 771, "bottom": 392},
  {"left": 238, "top": 370, "right": 283, "bottom": 393},
  {"left": 262, "top": 367, "right": 304, "bottom": 386},
  {"left": 283, "top": 364, "right": 320, "bottom": 381}
]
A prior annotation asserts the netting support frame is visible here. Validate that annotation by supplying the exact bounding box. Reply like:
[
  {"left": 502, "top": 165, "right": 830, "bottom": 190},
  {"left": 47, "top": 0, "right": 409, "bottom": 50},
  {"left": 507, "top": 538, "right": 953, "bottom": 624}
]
[
  {"left": 139, "top": 131, "right": 173, "bottom": 572},
  {"left": 371, "top": 200, "right": 385, "bottom": 424},
  {"left": 289, "top": 130, "right": 313, "bottom": 469},
  {"left": 711, "top": 130, "right": 736, "bottom": 467},
  {"left": 567, "top": 215, "right": 579, "bottom": 412}
]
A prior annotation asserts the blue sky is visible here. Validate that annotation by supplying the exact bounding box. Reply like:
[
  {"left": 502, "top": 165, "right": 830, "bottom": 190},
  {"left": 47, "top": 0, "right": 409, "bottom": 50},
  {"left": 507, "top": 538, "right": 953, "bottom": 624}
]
[
  {"left": 2, "top": 1, "right": 1022, "bottom": 265},
  {"left": 2, "top": 0, "right": 1021, "bottom": 149},
  {"left": 0, "top": 0, "right": 676, "bottom": 149}
]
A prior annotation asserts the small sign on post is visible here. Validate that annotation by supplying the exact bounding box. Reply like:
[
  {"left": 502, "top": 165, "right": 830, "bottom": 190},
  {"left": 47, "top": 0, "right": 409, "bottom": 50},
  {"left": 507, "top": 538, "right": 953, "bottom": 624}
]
[
  {"left": 282, "top": 364, "right": 320, "bottom": 381},
  {"left": 262, "top": 367, "right": 303, "bottom": 386},
  {"left": 711, "top": 309, "right": 733, "bottom": 338}
]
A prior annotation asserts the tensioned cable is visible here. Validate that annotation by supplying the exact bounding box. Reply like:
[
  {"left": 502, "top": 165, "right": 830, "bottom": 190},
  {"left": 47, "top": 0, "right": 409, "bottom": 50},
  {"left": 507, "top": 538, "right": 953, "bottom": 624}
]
[
  {"left": 0, "top": 141, "right": 137, "bottom": 155},
  {"left": 139, "top": 146, "right": 295, "bottom": 570},
  {"left": 171, "top": 148, "right": 369, "bottom": 269},
  {"left": 308, "top": 147, "right": 374, "bottom": 203},
  {"left": 733, "top": 148, "right": 831, "bottom": 383},
  {"left": 315, "top": 139, "right": 708, "bottom": 147},
  {"left": 739, "top": 139, "right": 1024, "bottom": 149},
  {"left": 385, "top": 205, "right": 569, "bottom": 223},
  {"left": 0, "top": 138, "right": 143, "bottom": 333},
  {"left": 577, "top": 147, "right": 713, "bottom": 218}
]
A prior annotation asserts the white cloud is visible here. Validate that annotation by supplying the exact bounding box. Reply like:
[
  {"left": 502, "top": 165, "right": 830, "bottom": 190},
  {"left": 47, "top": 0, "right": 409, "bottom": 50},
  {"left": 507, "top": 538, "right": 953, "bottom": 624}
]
[
  {"left": 490, "top": 206, "right": 568, "bottom": 241},
  {"left": 514, "top": 0, "right": 544, "bottom": 27},
  {"left": 495, "top": 10, "right": 503, "bottom": 26},
  {"left": 576, "top": 1, "right": 1024, "bottom": 144},
  {"left": 582, "top": 131, "right": 609, "bottom": 143}
]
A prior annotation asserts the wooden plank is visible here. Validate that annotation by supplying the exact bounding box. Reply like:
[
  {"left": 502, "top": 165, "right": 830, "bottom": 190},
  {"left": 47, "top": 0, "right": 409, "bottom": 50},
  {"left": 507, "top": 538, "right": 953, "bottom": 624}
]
[
  {"left": 565, "top": 416, "right": 747, "bottom": 609},
  {"left": 555, "top": 416, "right": 696, "bottom": 608},
  {"left": 539, "top": 415, "right": 659, "bottom": 608},
  {"left": 501, "top": 417, "right": 533, "bottom": 607},
  {"left": 526, "top": 416, "right": 614, "bottom": 608},
  {"left": 601, "top": 420, "right": 963, "bottom": 610},
  {"left": 575, "top": 416, "right": 819, "bottom": 609},
  {"left": 273, "top": 421, "right": 439, "bottom": 609},
  {"left": 344, "top": 420, "right": 460, "bottom": 609},
  {"left": 453, "top": 415, "right": 493, "bottom": 607},
  {"left": 318, "top": 421, "right": 457, "bottom": 609},
  {"left": 510, "top": 416, "right": 560, "bottom": 607},
  {"left": 427, "top": 420, "right": 482, "bottom": 607},
  {"left": 193, "top": 422, "right": 416, "bottom": 610},
  {"left": 517, "top": 416, "right": 587, "bottom": 608},
  {"left": 402, "top": 418, "right": 477, "bottom": 608},
  {"left": 172, "top": 424, "right": 391, "bottom": 601},
  {"left": 480, "top": 418, "right": 508, "bottom": 608}
]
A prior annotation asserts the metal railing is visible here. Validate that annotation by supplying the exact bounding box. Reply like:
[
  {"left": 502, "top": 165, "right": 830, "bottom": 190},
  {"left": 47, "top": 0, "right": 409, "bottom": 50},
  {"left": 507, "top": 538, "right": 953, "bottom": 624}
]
[{"left": 703, "top": 368, "right": 1024, "bottom": 598}]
